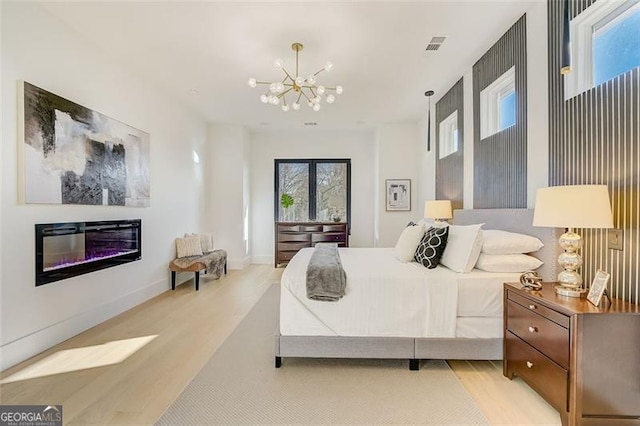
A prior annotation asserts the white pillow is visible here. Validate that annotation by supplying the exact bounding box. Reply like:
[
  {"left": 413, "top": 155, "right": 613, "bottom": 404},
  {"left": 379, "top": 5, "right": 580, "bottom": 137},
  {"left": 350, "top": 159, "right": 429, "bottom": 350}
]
[
  {"left": 176, "top": 236, "right": 203, "bottom": 258},
  {"left": 394, "top": 224, "right": 425, "bottom": 262},
  {"left": 482, "top": 230, "right": 544, "bottom": 255},
  {"left": 185, "top": 233, "right": 215, "bottom": 253},
  {"left": 475, "top": 253, "right": 543, "bottom": 273},
  {"left": 440, "top": 224, "right": 483, "bottom": 273}
]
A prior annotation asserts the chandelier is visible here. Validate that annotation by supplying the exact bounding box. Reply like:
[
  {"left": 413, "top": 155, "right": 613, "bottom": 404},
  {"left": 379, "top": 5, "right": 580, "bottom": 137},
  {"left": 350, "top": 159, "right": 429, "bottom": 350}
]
[{"left": 248, "top": 42, "right": 343, "bottom": 112}]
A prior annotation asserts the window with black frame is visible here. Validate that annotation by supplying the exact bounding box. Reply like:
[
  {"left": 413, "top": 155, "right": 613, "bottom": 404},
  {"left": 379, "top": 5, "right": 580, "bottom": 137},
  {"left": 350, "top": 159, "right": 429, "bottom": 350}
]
[{"left": 274, "top": 159, "right": 351, "bottom": 226}]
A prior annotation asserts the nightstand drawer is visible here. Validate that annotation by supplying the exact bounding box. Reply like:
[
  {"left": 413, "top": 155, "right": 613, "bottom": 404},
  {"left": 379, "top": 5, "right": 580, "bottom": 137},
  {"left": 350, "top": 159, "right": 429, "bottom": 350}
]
[
  {"left": 508, "top": 290, "right": 570, "bottom": 328},
  {"left": 506, "top": 331, "right": 568, "bottom": 412},
  {"left": 507, "top": 300, "right": 569, "bottom": 369}
]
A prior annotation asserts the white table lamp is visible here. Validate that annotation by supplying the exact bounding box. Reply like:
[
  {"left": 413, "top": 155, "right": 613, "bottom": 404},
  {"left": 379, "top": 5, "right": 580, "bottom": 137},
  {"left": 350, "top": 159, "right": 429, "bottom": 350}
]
[
  {"left": 424, "top": 200, "right": 453, "bottom": 223},
  {"left": 533, "top": 185, "right": 613, "bottom": 297}
]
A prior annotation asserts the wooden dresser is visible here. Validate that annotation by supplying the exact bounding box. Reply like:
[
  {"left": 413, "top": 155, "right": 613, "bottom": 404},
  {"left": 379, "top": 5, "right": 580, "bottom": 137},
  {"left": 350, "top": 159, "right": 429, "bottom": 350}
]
[
  {"left": 504, "top": 282, "right": 640, "bottom": 426},
  {"left": 274, "top": 222, "right": 348, "bottom": 267}
]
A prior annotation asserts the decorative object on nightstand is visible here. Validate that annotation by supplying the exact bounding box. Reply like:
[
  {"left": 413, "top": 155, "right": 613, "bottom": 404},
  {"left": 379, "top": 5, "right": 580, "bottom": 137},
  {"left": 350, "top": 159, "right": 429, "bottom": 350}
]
[
  {"left": 503, "top": 282, "right": 640, "bottom": 426},
  {"left": 532, "top": 185, "right": 613, "bottom": 297},
  {"left": 519, "top": 271, "right": 543, "bottom": 290},
  {"left": 586, "top": 269, "right": 611, "bottom": 306},
  {"left": 424, "top": 200, "right": 452, "bottom": 223}
]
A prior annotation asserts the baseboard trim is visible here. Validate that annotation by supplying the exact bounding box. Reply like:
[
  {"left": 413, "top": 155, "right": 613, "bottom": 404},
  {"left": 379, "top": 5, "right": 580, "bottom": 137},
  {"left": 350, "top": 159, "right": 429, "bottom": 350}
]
[
  {"left": 0, "top": 278, "right": 168, "bottom": 371},
  {"left": 228, "top": 256, "right": 251, "bottom": 270}
]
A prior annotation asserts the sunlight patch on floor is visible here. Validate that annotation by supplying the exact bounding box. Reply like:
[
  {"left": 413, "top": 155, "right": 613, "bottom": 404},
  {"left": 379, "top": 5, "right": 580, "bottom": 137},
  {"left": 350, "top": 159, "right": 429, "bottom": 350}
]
[{"left": 1, "top": 335, "right": 157, "bottom": 384}]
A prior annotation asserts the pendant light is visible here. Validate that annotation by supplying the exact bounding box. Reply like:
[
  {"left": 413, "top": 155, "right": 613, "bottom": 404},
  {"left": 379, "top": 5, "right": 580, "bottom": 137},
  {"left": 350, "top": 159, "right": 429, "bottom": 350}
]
[
  {"left": 425, "top": 90, "right": 434, "bottom": 151},
  {"left": 561, "top": 0, "right": 571, "bottom": 74}
]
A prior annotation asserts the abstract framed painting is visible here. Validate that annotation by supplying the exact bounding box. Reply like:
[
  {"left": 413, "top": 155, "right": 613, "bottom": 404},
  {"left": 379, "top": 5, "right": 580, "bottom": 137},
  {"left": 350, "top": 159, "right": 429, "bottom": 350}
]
[
  {"left": 19, "top": 81, "right": 150, "bottom": 207},
  {"left": 385, "top": 179, "right": 411, "bottom": 211}
]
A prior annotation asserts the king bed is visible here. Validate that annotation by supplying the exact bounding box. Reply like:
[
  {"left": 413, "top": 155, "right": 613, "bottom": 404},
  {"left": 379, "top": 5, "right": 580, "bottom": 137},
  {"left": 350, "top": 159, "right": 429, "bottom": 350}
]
[{"left": 275, "top": 209, "right": 559, "bottom": 369}]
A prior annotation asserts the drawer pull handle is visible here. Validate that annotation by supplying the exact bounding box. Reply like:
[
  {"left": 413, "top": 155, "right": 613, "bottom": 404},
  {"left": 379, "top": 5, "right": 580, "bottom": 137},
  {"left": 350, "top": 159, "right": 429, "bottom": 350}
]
[
  {"left": 528, "top": 304, "right": 537, "bottom": 310},
  {"left": 526, "top": 361, "right": 534, "bottom": 369},
  {"left": 528, "top": 326, "right": 538, "bottom": 333}
]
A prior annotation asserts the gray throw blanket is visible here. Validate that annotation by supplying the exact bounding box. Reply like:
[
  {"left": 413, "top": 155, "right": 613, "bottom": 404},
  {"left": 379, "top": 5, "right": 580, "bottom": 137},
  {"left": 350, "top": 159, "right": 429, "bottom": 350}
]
[{"left": 306, "top": 243, "right": 347, "bottom": 301}]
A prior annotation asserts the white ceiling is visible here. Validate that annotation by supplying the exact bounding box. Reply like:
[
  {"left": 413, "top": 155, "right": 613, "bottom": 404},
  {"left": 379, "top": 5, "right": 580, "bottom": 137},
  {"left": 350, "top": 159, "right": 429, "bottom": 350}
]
[{"left": 39, "top": 1, "right": 537, "bottom": 131}]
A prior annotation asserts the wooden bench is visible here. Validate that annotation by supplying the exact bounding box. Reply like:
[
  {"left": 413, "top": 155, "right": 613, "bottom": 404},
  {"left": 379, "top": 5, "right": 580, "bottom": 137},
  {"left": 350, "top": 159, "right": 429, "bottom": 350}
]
[{"left": 169, "top": 249, "right": 227, "bottom": 291}]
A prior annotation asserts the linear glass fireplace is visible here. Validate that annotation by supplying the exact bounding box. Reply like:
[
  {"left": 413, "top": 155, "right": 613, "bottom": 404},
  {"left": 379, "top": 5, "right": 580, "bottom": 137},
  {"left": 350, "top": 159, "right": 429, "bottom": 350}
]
[{"left": 35, "top": 219, "right": 142, "bottom": 286}]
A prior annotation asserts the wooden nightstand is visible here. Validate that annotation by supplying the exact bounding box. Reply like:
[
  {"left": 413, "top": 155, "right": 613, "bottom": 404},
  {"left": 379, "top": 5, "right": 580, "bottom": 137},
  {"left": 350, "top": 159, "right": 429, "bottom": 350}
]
[{"left": 503, "top": 282, "right": 640, "bottom": 426}]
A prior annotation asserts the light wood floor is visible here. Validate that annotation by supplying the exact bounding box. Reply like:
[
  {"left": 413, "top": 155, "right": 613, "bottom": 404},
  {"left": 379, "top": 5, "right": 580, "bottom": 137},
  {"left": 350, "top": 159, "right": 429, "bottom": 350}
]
[{"left": 0, "top": 265, "right": 561, "bottom": 425}]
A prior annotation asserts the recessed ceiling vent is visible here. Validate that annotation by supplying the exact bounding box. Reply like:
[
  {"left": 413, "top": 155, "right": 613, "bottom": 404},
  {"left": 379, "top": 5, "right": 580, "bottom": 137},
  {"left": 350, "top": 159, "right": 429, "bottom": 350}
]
[
  {"left": 426, "top": 36, "right": 447, "bottom": 51},
  {"left": 304, "top": 122, "right": 317, "bottom": 126}
]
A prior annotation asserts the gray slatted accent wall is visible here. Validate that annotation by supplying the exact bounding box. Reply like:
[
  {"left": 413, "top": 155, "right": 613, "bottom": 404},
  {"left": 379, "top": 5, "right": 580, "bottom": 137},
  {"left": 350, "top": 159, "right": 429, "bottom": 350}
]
[
  {"left": 436, "top": 78, "right": 464, "bottom": 210},
  {"left": 548, "top": 0, "right": 639, "bottom": 304},
  {"left": 473, "top": 14, "right": 528, "bottom": 208}
]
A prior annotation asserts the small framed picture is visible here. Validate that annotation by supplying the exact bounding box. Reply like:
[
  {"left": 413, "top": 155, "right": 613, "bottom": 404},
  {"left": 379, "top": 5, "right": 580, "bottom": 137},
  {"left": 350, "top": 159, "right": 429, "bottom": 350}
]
[
  {"left": 386, "top": 179, "right": 411, "bottom": 211},
  {"left": 587, "top": 269, "right": 610, "bottom": 306}
]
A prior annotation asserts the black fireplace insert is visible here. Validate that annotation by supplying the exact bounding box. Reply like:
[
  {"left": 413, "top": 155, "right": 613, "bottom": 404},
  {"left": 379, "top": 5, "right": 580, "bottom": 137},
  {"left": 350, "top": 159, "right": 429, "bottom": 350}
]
[{"left": 35, "top": 219, "right": 142, "bottom": 286}]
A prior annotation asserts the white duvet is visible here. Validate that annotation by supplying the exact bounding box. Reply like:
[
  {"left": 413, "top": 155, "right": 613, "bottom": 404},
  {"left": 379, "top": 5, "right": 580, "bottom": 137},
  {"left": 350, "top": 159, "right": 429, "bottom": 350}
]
[{"left": 280, "top": 248, "right": 459, "bottom": 338}]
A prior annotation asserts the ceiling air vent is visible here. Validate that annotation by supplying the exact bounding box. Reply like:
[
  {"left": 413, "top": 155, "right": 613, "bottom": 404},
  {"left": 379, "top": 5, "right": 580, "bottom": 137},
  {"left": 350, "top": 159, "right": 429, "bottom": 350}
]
[{"left": 425, "top": 36, "right": 447, "bottom": 51}]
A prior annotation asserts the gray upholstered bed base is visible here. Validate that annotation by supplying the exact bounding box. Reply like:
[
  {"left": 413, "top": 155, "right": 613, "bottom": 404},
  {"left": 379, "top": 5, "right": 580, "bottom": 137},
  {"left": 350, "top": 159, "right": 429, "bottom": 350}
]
[
  {"left": 275, "top": 333, "right": 502, "bottom": 369},
  {"left": 276, "top": 209, "right": 559, "bottom": 370}
]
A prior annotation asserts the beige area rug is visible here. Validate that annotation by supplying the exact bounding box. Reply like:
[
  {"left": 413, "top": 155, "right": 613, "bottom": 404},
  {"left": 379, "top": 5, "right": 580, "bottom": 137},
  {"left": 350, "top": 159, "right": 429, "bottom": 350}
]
[{"left": 157, "top": 285, "right": 489, "bottom": 425}]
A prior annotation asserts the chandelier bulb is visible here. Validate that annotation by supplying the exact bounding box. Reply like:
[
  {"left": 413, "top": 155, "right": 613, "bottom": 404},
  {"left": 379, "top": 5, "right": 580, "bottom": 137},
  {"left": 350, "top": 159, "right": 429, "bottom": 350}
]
[
  {"left": 269, "top": 83, "right": 278, "bottom": 93},
  {"left": 317, "top": 85, "right": 325, "bottom": 95},
  {"left": 326, "top": 94, "right": 336, "bottom": 104},
  {"left": 260, "top": 94, "right": 269, "bottom": 103},
  {"left": 273, "top": 97, "right": 281, "bottom": 105},
  {"left": 274, "top": 59, "right": 284, "bottom": 70},
  {"left": 292, "top": 102, "right": 301, "bottom": 111},
  {"left": 307, "top": 100, "right": 314, "bottom": 107},
  {"left": 248, "top": 78, "right": 257, "bottom": 88},
  {"left": 281, "top": 104, "right": 290, "bottom": 112},
  {"left": 335, "top": 85, "right": 343, "bottom": 95},
  {"left": 313, "top": 103, "right": 321, "bottom": 112},
  {"left": 314, "top": 96, "right": 321, "bottom": 103},
  {"left": 324, "top": 62, "right": 333, "bottom": 72},
  {"left": 307, "top": 75, "right": 316, "bottom": 85},
  {"left": 295, "top": 76, "right": 305, "bottom": 86},
  {"left": 276, "top": 82, "right": 285, "bottom": 93}
]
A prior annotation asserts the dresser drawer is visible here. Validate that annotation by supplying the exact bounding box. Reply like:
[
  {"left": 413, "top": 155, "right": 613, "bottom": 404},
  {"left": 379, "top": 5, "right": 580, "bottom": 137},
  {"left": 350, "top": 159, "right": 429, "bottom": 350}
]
[
  {"left": 323, "top": 224, "right": 347, "bottom": 232},
  {"left": 278, "top": 242, "right": 311, "bottom": 252},
  {"left": 300, "top": 224, "right": 323, "bottom": 232},
  {"left": 506, "top": 331, "right": 568, "bottom": 412},
  {"left": 278, "top": 233, "right": 311, "bottom": 243},
  {"left": 278, "top": 251, "right": 298, "bottom": 262},
  {"left": 508, "top": 290, "right": 570, "bottom": 328},
  {"left": 311, "top": 233, "right": 346, "bottom": 243},
  {"left": 277, "top": 224, "right": 300, "bottom": 232},
  {"left": 507, "top": 300, "right": 569, "bottom": 369}
]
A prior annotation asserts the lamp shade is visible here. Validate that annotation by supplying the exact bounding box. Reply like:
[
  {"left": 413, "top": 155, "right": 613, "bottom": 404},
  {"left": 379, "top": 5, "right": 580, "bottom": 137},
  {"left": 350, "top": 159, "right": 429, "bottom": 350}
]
[
  {"left": 533, "top": 185, "right": 613, "bottom": 229},
  {"left": 424, "top": 200, "right": 453, "bottom": 220}
]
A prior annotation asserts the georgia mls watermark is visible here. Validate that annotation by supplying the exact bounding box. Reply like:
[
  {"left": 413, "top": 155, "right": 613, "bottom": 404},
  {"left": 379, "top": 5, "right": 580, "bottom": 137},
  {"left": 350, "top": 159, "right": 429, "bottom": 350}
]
[{"left": 0, "top": 405, "right": 62, "bottom": 426}]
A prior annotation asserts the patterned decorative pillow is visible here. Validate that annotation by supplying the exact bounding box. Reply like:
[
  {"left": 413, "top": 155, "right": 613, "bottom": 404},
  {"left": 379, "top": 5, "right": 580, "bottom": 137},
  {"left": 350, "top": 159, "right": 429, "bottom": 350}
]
[
  {"left": 199, "top": 233, "right": 214, "bottom": 253},
  {"left": 184, "top": 233, "right": 215, "bottom": 253},
  {"left": 414, "top": 226, "right": 449, "bottom": 269},
  {"left": 176, "top": 236, "right": 203, "bottom": 258}
]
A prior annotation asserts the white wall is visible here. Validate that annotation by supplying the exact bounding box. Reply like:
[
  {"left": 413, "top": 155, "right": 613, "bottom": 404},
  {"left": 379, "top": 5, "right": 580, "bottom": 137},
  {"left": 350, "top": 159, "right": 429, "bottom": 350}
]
[
  {"left": 1, "top": 2, "right": 207, "bottom": 370},
  {"left": 375, "top": 124, "right": 421, "bottom": 247},
  {"left": 250, "top": 130, "right": 376, "bottom": 264},
  {"left": 526, "top": 1, "right": 550, "bottom": 206},
  {"left": 205, "top": 124, "right": 251, "bottom": 269}
]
